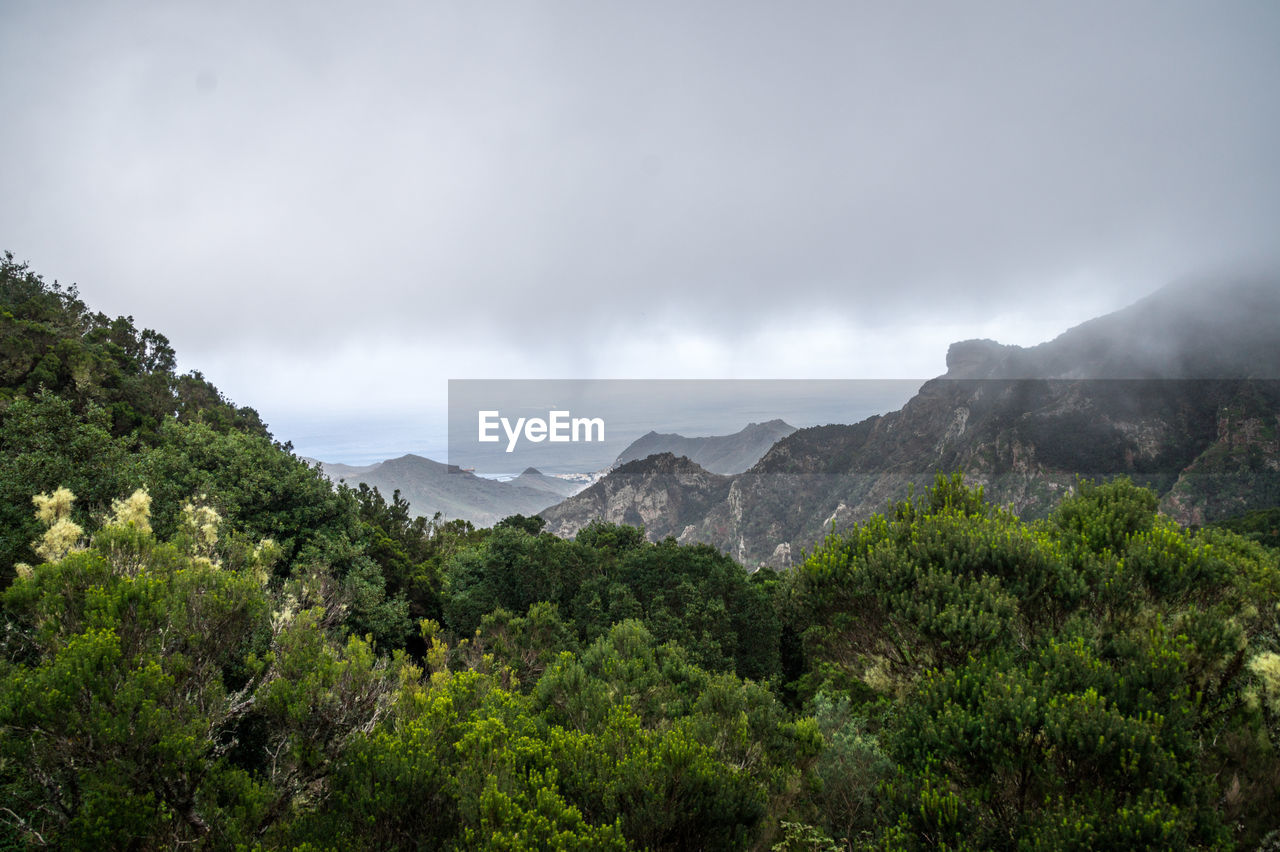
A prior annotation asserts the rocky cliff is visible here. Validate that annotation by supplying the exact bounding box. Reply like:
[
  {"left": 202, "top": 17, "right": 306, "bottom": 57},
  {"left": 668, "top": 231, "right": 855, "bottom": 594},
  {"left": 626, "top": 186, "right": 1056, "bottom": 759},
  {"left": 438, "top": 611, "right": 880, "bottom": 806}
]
[
  {"left": 540, "top": 452, "right": 733, "bottom": 540},
  {"left": 540, "top": 280, "right": 1280, "bottom": 567}
]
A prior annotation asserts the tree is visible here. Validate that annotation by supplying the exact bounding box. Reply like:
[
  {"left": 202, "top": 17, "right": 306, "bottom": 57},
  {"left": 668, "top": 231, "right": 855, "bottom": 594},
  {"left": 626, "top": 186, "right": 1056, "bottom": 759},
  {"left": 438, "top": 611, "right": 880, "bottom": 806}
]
[
  {"left": 442, "top": 526, "right": 597, "bottom": 639},
  {"left": 788, "top": 474, "right": 1280, "bottom": 848},
  {"left": 0, "top": 391, "right": 138, "bottom": 578},
  {"left": 0, "top": 488, "right": 408, "bottom": 847}
]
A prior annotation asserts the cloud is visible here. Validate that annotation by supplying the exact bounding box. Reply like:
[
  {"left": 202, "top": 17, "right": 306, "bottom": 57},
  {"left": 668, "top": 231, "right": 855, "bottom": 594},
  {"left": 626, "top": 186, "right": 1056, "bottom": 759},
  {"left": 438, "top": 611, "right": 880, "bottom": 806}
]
[{"left": 3, "top": 1, "right": 1278, "bottom": 458}]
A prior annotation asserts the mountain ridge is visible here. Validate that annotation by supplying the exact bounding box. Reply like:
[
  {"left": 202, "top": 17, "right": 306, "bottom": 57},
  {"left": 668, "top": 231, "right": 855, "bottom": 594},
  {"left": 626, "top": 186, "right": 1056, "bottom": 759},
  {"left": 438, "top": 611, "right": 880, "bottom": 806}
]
[
  {"left": 316, "top": 453, "right": 563, "bottom": 527},
  {"left": 612, "top": 419, "right": 797, "bottom": 474},
  {"left": 541, "top": 279, "right": 1280, "bottom": 565}
]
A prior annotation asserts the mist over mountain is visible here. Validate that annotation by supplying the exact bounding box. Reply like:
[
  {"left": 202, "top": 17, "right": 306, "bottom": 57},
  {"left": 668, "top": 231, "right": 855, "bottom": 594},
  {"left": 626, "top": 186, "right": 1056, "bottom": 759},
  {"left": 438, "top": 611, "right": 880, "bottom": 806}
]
[
  {"left": 613, "top": 419, "right": 796, "bottom": 475},
  {"left": 945, "top": 278, "right": 1280, "bottom": 380},
  {"left": 541, "top": 279, "right": 1280, "bottom": 566},
  {"left": 316, "top": 454, "right": 562, "bottom": 527}
]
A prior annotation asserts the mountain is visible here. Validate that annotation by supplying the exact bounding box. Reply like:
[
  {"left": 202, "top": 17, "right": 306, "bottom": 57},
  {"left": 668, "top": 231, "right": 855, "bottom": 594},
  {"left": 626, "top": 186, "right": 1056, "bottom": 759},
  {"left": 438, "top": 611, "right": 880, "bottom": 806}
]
[
  {"left": 317, "top": 454, "right": 561, "bottom": 527},
  {"left": 612, "top": 419, "right": 797, "bottom": 474},
  {"left": 541, "top": 279, "right": 1280, "bottom": 567},
  {"left": 509, "top": 467, "right": 584, "bottom": 500},
  {"left": 544, "top": 452, "right": 732, "bottom": 532},
  {"left": 313, "top": 459, "right": 378, "bottom": 481}
]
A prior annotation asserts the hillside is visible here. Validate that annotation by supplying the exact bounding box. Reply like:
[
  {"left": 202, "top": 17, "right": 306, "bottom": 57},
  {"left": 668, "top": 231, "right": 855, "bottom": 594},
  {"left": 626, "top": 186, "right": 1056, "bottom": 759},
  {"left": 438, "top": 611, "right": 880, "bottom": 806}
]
[
  {"left": 542, "top": 279, "right": 1280, "bottom": 566},
  {"left": 612, "top": 419, "right": 796, "bottom": 474},
  {"left": 509, "top": 466, "right": 583, "bottom": 499}
]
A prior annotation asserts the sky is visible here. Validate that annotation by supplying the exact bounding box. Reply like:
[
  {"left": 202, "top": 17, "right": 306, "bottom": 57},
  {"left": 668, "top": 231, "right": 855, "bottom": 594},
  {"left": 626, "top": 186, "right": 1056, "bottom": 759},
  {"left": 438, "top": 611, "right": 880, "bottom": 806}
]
[{"left": 3, "top": 1, "right": 1279, "bottom": 463}]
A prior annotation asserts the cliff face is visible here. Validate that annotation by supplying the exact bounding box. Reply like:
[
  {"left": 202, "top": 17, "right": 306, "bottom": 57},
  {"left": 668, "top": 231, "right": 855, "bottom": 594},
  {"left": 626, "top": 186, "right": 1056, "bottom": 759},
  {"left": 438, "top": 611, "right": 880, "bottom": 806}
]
[
  {"left": 1161, "top": 390, "right": 1280, "bottom": 525},
  {"left": 541, "top": 280, "right": 1280, "bottom": 566},
  {"left": 540, "top": 453, "right": 733, "bottom": 541}
]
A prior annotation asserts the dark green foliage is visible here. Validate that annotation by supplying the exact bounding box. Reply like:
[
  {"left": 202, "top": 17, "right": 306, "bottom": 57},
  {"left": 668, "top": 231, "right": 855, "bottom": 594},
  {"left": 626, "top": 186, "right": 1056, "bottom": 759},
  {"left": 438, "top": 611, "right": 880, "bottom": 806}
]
[
  {"left": 138, "top": 419, "right": 355, "bottom": 566},
  {"left": 174, "top": 370, "right": 268, "bottom": 436},
  {"left": 793, "top": 475, "right": 1078, "bottom": 697},
  {"left": 0, "top": 255, "right": 273, "bottom": 579},
  {"left": 0, "top": 252, "right": 266, "bottom": 442},
  {"left": 575, "top": 519, "right": 646, "bottom": 554},
  {"left": 281, "top": 622, "right": 816, "bottom": 851},
  {"left": 458, "top": 602, "right": 580, "bottom": 690},
  {"left": 0, "top": 484, "right": 433, "bottom": 848},
  {"left": 440, "top": 522, "right": 781, "bottom": 683},
  {"left": 591, "top": 538, "right": 781, "bottom": 680},
  {"left": 0, "top": 391, "right": 139, "bottom": 577},
  {"left": 801, "top": 692, "right": 893, "bottom": 846},
  {"left": 443, "top": 525, "right": 597, "bottom": 640},
  {"left": 134, "top": 421, "right": 415, "bottom": 648},
  {"left": 0, "top": 521, "right": 274, "bottom": 846},
  {"left": 1050, "top": 475, "right": 1159, "bottom": 554},
  {"left": 354, "top": 486, "right": 492, "bottom": 647},
  {"left": 882, "top": 638, "right": 1224, "bottom": 848},
  {"left": 530, "top": 621, "right": 820, "bottom": 850},
  {"left": 789, "top": 473, "right": 1280, "bottom": 848},
  {"left": 495, "top": 513, "right": 547, "bottom": 535},
  {"left": 1211, "top": 506, "right": 1280, "bottom": 551}
]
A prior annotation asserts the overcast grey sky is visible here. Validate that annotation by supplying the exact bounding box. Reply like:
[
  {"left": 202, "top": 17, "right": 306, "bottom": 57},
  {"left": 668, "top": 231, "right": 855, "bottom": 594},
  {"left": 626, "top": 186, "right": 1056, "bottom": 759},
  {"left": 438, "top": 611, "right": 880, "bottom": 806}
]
[{"left": 3, "top": 1, "right": 1279, "bottom": 461}]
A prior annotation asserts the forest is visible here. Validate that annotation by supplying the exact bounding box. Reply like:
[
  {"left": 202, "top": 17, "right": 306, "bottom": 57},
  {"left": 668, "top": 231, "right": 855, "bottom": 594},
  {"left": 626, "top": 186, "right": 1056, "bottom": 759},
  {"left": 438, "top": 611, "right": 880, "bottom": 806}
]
[{"left": 2, "top": 253, "right": 1279, "bottom": 850}]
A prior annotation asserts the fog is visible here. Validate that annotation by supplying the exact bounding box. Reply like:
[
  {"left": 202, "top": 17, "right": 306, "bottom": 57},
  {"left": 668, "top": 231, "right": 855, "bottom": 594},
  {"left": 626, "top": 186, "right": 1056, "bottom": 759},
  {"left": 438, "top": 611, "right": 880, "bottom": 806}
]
[{"left": 3, "top": 1, "right": 1278, "bottom": 461}]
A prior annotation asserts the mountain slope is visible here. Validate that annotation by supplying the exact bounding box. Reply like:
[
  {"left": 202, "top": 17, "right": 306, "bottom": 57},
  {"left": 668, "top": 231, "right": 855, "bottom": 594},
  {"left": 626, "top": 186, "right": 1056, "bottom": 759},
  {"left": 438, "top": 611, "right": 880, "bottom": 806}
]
[
  {"left": 541, "top": 280, "right": 1280, "bottom": 566},
  {"left": 613, "top": 419, "right": 797, "bottom": 474},
  {"left": 509, "top": 467, "right": 583, "bottom": 500},
  {"left": 541, "top": 453, "right": 734, "bottom": 539},
  {"left": 319, "top": 454, "right": 560, "bottom": 526}
]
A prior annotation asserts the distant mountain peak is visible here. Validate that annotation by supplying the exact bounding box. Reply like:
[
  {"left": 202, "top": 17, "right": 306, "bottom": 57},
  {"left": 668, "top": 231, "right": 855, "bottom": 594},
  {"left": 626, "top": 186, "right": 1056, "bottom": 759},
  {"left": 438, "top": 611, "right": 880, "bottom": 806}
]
[
  {"left": 315, "top": 453, "right": 560, "bottom": 526},
  {"left": 611, "top": 420, "right": 797, "bottom": 475},
  {"left": 388, "top": 453, "right": 429, "bottom": 463},
  {"left": 615, "top": 452, "right": 708, "bottom": 476},
  {"left": 944, "top": 339, "right": 1020, "bottom": 377},
  {"left": 511, "top": 466, "right": 583, "bottom": 501}
]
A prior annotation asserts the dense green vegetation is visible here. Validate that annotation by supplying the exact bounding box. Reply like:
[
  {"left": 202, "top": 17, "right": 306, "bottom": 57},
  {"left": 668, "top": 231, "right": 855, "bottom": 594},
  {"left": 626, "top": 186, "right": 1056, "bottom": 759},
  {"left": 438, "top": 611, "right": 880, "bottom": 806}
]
[
  {"left": 1211, "top": 506, "right": 1280, "bottom": 551},
  {"left": 785, "top": 475, "right": 1280, "bottom": 848},
  {"left": 2, "top": 255, "right": 1279, "bottom": 849}
]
